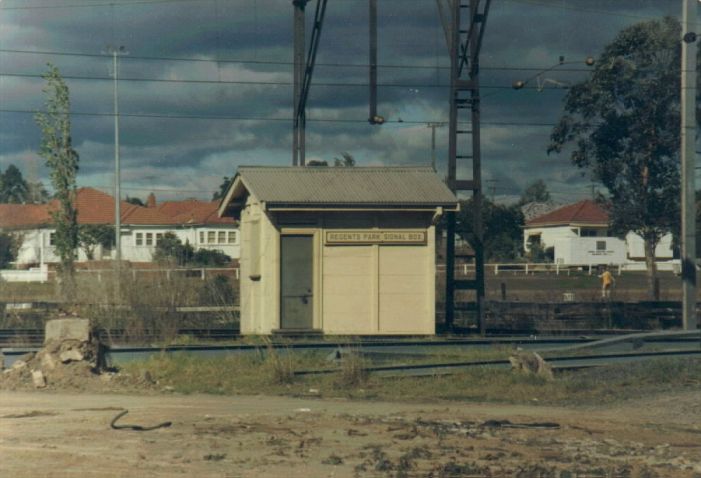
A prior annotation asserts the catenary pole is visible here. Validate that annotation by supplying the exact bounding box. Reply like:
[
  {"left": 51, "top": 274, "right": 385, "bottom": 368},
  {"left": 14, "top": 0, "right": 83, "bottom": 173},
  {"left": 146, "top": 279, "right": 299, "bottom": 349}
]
[{"left": 681, "top": 0, "right": 697, "bottom": 330}]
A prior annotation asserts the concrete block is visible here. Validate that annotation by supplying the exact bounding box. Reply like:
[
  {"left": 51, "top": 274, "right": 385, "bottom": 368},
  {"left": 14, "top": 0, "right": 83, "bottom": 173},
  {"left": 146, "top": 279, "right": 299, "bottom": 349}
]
[
  {"left": 11, "top": 360, "right": 27, "bottom": 370},
  {"left": 31, "top": 370, "right": 46, "bottom": 388},
  {"left": 41, "top": 353, "right": 57, "bottom": 371},
  {"left": 509, "top": 351, "right": 554, "bottom": 381},
  {"left": 59, "top": 349, "right": 84, "bottom": 363},
  {"left": 45, "top": 319, "right": 91, "bottom": 344}
]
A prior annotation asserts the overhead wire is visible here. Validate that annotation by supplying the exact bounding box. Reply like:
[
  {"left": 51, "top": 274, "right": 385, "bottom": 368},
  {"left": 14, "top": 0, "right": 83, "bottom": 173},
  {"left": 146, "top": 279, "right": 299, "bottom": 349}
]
[
  {"left": 0, "top": 70, "right": 588, "bottom": 92},
  {"left": 0, "top": 0, "right": 207, "bottom": 10},
  {"left": 0, "top": 107, "right": 560, "bottom": 127},
  {"left": 0, "top": 47, "right": 601, "bottom": 73}
]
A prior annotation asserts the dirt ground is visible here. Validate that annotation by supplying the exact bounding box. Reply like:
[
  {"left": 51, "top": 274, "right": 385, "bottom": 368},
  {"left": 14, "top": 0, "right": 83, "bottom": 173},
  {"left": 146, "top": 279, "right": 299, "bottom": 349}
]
[{"left": 1, "top": 390, "right": 700, "bottom": 478}]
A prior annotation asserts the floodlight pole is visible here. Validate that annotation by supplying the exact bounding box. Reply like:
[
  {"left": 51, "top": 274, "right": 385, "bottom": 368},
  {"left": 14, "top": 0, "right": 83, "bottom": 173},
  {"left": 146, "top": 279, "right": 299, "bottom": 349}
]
[
  {"left": 113, "top": 49, "right": 121, "bottom": 268},
  {"left": 681, "top": 0, "right": 698, "bottom": 330},
  {"left": 105, "top": 45, "right": 127, "bottom": 300}
]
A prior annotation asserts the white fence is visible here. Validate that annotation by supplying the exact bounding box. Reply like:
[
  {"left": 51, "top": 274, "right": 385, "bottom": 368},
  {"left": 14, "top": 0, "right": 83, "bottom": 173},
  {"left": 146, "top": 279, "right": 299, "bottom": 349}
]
[
  {"left": 438, "top": 261, "right": 681, "bottom": 276},
  {"left": 0, "top": 266, "right": 239, "bottom": 283},
  {"left": 76, "top": 267, "right": 241, "bottom": 282},
  {"left": 0, "top": 265, "right": 49, "bottom": 283}
]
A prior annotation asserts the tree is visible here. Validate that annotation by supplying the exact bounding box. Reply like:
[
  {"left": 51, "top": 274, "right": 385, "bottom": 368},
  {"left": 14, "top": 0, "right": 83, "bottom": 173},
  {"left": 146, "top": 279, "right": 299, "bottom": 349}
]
[
  {"left": 26, "top": 181, "right": 50, "bottom": 204},
  {"left": 192, "top": 248, "right": 232, "bottom": 267},
  {"left": 333, "top": 152, "right": 356, "bottom": 167},
  {"left": 212, "top": 177, "right": 232, "bottom": 201},
  {"left": 456, "top": 196, "right": 525, "bottom": 262},
  {"left": 153, "top": 232, "right": 231, "bottom": 266},
  {"left": 519, "top": 179, "right": 551, "bottom": 205},
  {"left": 548, "top": 17, "right": 686, "bottom": 298},
  {"left": 35, "top": 64, "right": 80, "bottom": 298},
  {"left": 153, "top": 232, "right": 194, "bottom": 266},
  {"left": 0, "top": 233, "right": 22, "bottom": 269},
  {"left": 126, "top": 196, "right": 145, "bottom": 206},
  {"left": 0, "top": 165, "right": 30, "bottom": 203},
  {"left": 78, "top": 224, "right": 115, "bottom": 260}
]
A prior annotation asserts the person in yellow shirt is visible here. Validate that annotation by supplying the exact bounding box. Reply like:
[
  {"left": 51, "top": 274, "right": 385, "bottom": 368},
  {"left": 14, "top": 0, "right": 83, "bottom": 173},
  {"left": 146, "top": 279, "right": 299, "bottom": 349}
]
[{"left": 598, "top": 267, "right": 615, "bottom": 299}]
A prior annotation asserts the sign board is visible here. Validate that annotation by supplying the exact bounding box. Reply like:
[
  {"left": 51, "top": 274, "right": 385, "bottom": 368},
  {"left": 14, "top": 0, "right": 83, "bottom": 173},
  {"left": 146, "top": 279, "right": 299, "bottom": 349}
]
[{"left": 325, "top": 230, "right": 426, "bottom": 246}]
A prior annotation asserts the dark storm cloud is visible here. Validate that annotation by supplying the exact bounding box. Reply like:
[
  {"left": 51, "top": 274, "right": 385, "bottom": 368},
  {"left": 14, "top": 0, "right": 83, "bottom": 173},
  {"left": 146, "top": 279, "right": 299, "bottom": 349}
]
[{"left": 0, "top": 0, "right": 684, "bottom": 200}]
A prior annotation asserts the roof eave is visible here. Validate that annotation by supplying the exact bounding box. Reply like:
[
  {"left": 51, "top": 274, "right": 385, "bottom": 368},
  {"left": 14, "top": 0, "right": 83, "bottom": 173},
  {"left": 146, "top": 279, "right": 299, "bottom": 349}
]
[
  {"left": 525, "top": 221, "right": 609, "bottom": 228},
  {"left": 266, "top": 202, "right": 458, "bottom": 211},
  {"left": 217, "top": 174, "right": 248, "bottom": 217}
]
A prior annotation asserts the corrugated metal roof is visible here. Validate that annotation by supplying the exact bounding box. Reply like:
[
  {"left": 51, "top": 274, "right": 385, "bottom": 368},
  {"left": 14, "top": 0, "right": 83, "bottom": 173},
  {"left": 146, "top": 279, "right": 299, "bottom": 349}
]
[{"left": 234, "top": 166, "right": 458, "bottom": 208}]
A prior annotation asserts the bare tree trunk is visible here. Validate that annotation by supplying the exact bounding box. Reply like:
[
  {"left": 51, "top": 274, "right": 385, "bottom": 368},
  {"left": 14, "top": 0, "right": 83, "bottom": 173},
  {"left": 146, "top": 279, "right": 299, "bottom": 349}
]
[{"left": 644, "top": 238, "right": 658, "bottom": 300}]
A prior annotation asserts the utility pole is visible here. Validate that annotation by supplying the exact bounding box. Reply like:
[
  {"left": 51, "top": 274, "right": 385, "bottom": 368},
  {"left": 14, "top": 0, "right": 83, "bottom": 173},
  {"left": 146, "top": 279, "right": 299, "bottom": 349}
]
[
  {"left": 681, "top": 0, "right": 698, "bottom": 330},
  {"left": 292, "top": 0, "right": 307, "bottom": 166},
  {"left": 292, "top": 0, "right": 327, "bottom": 165},
  {"left": 105, "top": 45, "right": 127, "bottom": 297},
  {"left": 427, "top": 122, "right": 444, "bottom": 170},
  {"left": 486, "top": 179, "right": 497, "bottom": 200}
]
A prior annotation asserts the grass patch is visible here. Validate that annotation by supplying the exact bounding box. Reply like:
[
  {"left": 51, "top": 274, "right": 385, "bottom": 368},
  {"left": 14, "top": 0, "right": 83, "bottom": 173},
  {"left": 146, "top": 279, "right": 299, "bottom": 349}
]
[{"left": 120, "top": 349, "right": 701, "bottom": 406}]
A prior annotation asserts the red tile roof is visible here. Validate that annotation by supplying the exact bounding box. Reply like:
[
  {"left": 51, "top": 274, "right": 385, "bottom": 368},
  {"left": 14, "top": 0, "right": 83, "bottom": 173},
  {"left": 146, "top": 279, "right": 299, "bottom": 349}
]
[
  {"left": 156, "top": 199, "right": 203, "bottom": 218},
  {"left": 0, "top": 188, "right": 231, "bottom": 229},
  {"left": 526, "top": 199, "right": 609, "bottom": 227},
  {"left": 159, "top": 200, "right": 235, "bottom": 225},
  {"left": 0, "top": 204, "right": 52, "bottom": 229}
]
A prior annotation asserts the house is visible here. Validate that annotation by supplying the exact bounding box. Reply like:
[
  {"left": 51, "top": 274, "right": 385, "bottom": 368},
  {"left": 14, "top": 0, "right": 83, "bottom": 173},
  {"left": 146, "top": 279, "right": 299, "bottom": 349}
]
[
  {"left": 218, "top": 166, "right": 458, "bottom": 335},
  {"left": 0, "top": 187, "right": 239, "bottom": 266},
  {"left": 523, "top": 199, "right": 675, "bottom": 268}
]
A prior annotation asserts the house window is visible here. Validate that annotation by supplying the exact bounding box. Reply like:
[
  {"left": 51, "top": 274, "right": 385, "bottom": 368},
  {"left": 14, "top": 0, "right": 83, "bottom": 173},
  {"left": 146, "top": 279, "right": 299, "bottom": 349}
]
[
  {"left": 218, "top": 231, "right": 226, "bottom": 244},
  {"left": 581, "top": 229, "right": 598, "bottom": 237},
  {"left": 135, "top": 233, "right": 143, "bottom": 246},
  {"left": 145, "top": 233, "right": 153, "bottom": 246},
  {"left": 199, "top": 231, "right": 205, "bottom": 244},
  {"left": 49, "top": 232, "right": 56, "bottom": 246},
  {"left": 207, "top": 231, "right": 216, "bottom": 244},
  {"left": 156, "top": 233, "right": 163, "bottom": 244},
  {"left": 596, "top": 240, "right": 606, "bottom": 251},
  {"left": 227, "top": 231, "right": 237, "bottom": 244}
]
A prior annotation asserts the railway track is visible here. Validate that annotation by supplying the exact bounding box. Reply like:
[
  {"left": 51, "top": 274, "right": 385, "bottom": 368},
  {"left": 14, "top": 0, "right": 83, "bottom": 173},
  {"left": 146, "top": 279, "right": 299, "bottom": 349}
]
[
  {"left": 294, "top": 349, "right": 701, "bottom": 378},
  {"left": 2, "top": 330, "right": 699, "bottom": 370}
]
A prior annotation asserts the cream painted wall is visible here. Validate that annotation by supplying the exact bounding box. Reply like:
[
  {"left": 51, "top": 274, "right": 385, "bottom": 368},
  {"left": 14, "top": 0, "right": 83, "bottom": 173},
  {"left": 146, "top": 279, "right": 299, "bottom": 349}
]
[
  {"left": 239, "top": 204, "right": 438, "bottom": 335},
  {"left": 239, "top": 194, "right": 282, "bottom": 334}
]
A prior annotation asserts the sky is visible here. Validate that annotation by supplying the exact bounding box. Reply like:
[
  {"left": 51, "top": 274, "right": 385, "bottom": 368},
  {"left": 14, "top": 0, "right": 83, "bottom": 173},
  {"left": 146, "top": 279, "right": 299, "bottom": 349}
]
[{"left": 0, "top": 0, "right": 689, "bottom": 204}]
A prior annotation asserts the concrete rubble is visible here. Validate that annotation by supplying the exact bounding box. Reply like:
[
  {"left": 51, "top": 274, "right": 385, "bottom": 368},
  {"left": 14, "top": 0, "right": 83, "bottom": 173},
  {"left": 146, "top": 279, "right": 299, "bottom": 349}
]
[
  {"left": 1, "top": 318, "right": 108, "bottom": 389},
  {"left": 508, "top": 350, "right": 554, "bottom": 381}
]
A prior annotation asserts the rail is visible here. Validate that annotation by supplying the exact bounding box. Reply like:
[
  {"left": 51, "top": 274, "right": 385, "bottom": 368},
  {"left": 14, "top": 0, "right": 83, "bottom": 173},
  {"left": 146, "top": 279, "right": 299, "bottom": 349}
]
[
  {"left": 3, "top": 332, "right": 699, "bottom": 368},
  {"left": 293, "top": 349, "right": 701, "bottom": 378}
]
